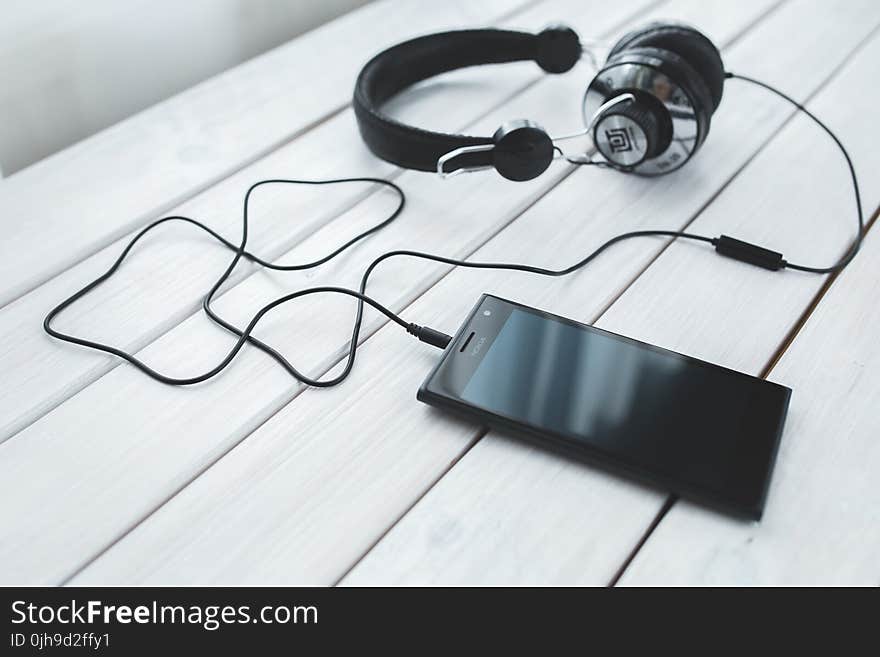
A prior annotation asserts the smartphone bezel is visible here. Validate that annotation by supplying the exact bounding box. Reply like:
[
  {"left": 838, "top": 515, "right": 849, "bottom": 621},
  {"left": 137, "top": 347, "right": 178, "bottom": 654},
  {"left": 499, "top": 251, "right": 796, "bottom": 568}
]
[{"left": 418, "top": 294, "right": 791, "bottom": 520}]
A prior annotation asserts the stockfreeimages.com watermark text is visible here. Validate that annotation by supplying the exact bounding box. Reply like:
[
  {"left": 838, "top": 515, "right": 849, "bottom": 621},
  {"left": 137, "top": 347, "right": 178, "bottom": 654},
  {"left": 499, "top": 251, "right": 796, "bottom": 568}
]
[{"left": 11, "top": 599, "right": 317, "bottom": 632}]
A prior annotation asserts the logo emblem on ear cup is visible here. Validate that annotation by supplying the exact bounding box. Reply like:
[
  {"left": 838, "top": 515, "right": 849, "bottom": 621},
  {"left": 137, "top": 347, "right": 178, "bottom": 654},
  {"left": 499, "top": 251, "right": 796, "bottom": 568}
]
[
  {"left": 594, "top": 114, "right": 649, "bottom": 167},
  {"left": 583, "top": 56, "right": 703, "bottom": 175},
  {"left": 605, "top": 128, "right": 633, "bottom": 153},
  {"left": 492, "top": 120, "right": 554, "bottom": 181},
  {"left": 592, "top": 94, "right": 673, "bottom": 169}
]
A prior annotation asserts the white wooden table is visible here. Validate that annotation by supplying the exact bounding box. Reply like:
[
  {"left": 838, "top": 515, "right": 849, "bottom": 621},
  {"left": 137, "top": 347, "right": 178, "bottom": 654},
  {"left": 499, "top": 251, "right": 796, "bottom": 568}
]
[{"left": 1, "top": 0, "right": 878, "bottom": 586}]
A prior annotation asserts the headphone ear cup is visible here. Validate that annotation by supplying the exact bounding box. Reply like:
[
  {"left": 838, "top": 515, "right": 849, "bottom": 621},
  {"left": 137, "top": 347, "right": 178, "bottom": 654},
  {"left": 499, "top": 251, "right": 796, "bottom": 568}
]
[
  {"left": 608, "top": 22, "right": 724, "bottom": 111},
  {"left": 608, "top": 45, "right": 715, "bottom": 135},
  {"left": 491, "top": 120, "right": 554, "bottom": 181},
  {"left": 589, "top": 44, "right": 714, "bottom": 173}
]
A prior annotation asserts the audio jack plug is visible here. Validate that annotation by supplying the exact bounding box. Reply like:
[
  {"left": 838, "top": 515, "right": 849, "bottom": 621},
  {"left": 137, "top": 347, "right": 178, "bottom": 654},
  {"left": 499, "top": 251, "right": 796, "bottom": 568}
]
[{"left": 407, "top": 323, "right": 453, "bottom": 350}]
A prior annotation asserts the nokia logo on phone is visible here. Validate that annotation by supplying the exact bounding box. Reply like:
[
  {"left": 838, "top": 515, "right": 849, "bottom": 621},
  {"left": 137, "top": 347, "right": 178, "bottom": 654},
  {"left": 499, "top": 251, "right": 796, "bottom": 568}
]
[{"left": 471, "top": 336, "right": 486, "bottom": 356}]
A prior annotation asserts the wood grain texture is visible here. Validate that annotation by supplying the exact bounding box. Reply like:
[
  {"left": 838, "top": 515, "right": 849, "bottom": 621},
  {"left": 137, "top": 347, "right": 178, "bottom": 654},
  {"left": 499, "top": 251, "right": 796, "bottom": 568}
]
[
  {"left": 617, "top": 35, "right": 880, "bottom": 586},
  {"left": 0, "top": 0, "right": 525, "bottom": 309},
  {"left": 0, "top": 110, "right": 391, "bottom": 444},
  {"left": 69, "top": 0, "right": 841, "bottom": 586},
  {"left": 0, "top": 0, "right": 590, "bottom": 444},
  {"left": 0, "top": 0, "right": 656, "bottom": 585},
  {"left": 344, "top": 2, "right": 880, "bottom": 585}
]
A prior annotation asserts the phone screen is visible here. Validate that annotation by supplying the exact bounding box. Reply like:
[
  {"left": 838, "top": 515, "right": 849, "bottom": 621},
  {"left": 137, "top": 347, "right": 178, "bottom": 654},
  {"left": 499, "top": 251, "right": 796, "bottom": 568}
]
[{"left": 420, "top": 295, "right": 791, "bottom": 519}]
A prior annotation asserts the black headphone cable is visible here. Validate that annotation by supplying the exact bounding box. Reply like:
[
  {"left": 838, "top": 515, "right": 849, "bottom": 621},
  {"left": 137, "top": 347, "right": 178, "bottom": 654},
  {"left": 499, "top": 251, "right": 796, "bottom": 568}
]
[
  {"left": 43, "top": 76, "right": 865, "bottom": 388},
  {"left": 722, "top": 72, "right": 865, "bottom": 273}
]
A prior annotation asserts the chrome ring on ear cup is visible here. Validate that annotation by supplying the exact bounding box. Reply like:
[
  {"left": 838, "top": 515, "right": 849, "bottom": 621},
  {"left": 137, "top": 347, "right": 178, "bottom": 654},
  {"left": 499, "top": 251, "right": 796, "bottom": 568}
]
[
  {"left": 586, "top": 22, "right": 724, "bottom": 175},
  {"left": 583, "top": 48, "right": 713, "bottom": 175},
  {"left": 607, "top": 21, "right": 725, "bottom": 110}
]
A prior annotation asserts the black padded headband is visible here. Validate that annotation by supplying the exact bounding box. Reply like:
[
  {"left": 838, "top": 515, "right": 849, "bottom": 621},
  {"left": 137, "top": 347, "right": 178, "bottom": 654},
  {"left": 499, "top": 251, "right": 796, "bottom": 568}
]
[{"left": 353, "top": 26, "right": 582, "bottom": 175}]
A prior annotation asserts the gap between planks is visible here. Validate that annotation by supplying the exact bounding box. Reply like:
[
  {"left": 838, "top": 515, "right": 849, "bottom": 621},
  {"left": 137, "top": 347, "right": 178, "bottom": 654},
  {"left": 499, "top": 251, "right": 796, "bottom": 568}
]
[
  {"left": 335, "top": 7, "right": 880, "bottom": 586},
  {"left": 0, "top": 60, "right": 547, "bottom": 446},
  {"left": 330, "top": 430, "right": 491, "bottom": 587},
  {"left": 57, "top": 164, "right": 582, "bottom": 585},
  {"left": 0, "top": 0, "right": 543, "bottom": 314},
  {"left": 46, "top": 1, "right": 665, "bottom": 585},
  {"left": 0, "top": 0, "right": 662, "bottom": 448},
  {"left": 757, "top": 208, "right": 880, "bottom": 382},
  {"left": 603, "top": 23, "right": 880, "bottom": 585},
  {"left": 80, "top": 0, "right": 806, "bottom": 586},
  {"left": 608, "top": 201, "right": 880, "bottom": 586}
]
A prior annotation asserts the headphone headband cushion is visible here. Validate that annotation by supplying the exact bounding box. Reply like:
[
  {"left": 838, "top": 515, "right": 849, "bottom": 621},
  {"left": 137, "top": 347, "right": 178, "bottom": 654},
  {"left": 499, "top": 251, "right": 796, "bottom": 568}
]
[
  {"left": 353, "top": 27, "right": 580, "bottom": 174},
  {"left": 608, "top": 22, "right": 724, "bottom": 110}
]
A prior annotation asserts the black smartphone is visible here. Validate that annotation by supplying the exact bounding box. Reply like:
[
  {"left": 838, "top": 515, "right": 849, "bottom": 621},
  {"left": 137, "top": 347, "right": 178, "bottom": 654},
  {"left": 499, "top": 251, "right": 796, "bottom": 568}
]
[{"left": 418, "top": 294, "right": 791, "bottom": 520}]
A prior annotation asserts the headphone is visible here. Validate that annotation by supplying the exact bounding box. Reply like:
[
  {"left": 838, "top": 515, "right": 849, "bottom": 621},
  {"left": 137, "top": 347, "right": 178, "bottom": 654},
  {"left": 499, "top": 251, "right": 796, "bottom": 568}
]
[
  {"left": 354, "top": 22, "right": 725, "bottom": 179},
  {"left": 42, "top": 23, "right": 865, "bottom": 389}
]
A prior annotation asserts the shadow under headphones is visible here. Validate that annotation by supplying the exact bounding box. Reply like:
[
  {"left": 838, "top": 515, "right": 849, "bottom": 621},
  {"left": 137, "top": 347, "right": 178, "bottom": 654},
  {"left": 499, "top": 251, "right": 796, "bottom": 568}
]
[{"left": 354, "top": 22, "right": 725, "bottom": 179}]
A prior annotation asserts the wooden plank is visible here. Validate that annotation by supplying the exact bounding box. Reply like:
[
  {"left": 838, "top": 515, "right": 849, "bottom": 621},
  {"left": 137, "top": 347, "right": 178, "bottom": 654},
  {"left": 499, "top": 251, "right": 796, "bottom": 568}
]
[
  {"left": 65, "top": 0, "right": 845, "bottom": 586},
  {"left": 0, "top": 0, "right": 527, "bottom": 309},
  {"left": 616, "top": 45, "right": 880, "bottom": 587},
  {"left": 621, "top": 246, "right": 880, "bottom": 586},
  {"left": 0, "top": 0, "right": 583, "bottom": 444},
  {"left": 0, "top": 0, "right": 371, "bottom": 173},
  {"left": 344, "top": 9, "right": 880, "bottom": 585},
  {"left": 0, "top": 0, "right": 657, "bottom": 585},
  {"left": 0, "top": 111, "right": 389, "bottom": 444}
]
